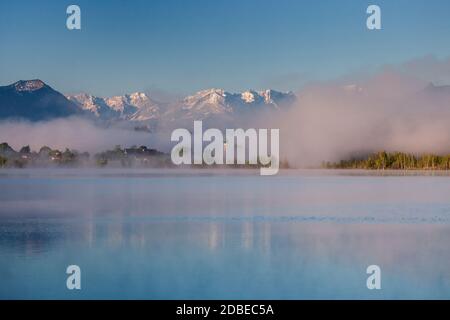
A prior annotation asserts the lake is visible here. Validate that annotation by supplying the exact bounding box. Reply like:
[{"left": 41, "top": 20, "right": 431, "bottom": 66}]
[{"left": 0, "top": 169, "right": 450, "bottom": 299}]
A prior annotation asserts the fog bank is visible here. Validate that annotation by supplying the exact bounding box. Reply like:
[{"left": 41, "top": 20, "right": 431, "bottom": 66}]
[
  {"left": 0, "top": 117, "right": 167, "bottom": 153},
  {"left": 271, "top": 58, "right": 450, "bottom": 166}
]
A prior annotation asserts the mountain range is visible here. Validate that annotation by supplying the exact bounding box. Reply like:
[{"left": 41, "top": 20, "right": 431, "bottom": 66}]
[
  {"left": 0, "top": 80, "right": 296, "bottom": 125},
  {"left": 67, "top": 87, "right": 296, "bottom": 124}
]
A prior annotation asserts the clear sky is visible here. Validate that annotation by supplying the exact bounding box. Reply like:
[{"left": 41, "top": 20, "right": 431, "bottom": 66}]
[{"left": 1, "top": 0, "right": 450, "bottom": 97}]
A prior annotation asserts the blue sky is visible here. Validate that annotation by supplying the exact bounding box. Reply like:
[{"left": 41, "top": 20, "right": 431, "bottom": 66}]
[{"left": 1, "top": 0, "right": 450, "bottom": 96}]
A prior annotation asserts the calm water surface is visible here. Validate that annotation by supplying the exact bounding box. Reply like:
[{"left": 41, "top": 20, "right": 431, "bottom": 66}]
[{"left": 0, "top": 169, "right": 450, "bottom": 299}]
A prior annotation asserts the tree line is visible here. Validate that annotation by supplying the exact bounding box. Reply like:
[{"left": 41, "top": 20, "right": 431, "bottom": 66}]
[{"left": 323, "top": 151, "right": 450, "bottom": 170}]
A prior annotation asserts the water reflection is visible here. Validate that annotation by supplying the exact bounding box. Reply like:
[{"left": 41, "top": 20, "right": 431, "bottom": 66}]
[{"left": 0, "top": 169, "right": 450, "bottom": 299}]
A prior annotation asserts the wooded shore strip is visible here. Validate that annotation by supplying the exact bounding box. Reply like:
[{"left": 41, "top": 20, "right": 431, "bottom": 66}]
[{"left": 323, "top": 151, "right": 450, "bottom": 170}]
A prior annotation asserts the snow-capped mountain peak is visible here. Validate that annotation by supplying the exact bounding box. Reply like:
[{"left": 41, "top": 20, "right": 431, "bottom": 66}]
[
  {"left": 14, "top": 79, "right": 46, "bottom": 92},
  {"left": 241, "top": 90, "right": 259, "bottom": 103},
  {"left": 67, "top": 92, "right": 161, "bottom": 121},
  {"left": 68, "top": 93, "right": 96, "bottom": 110},
  {"left": 129, "top": 92, "right": 150, "bottom": 106},
  {"left": 0, "top": 80, "right": 81, "bottom": 121},
  {"left": 182, "top": 88, "right": 231, "bottom": 113}
]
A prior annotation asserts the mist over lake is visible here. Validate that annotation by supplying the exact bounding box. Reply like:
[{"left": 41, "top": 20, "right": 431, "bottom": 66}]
[{"left": 1, "top": 169, "right": 449, "bottom": 299}]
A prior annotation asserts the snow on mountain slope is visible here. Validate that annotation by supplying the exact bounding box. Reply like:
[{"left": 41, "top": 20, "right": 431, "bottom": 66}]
[
  {"left": 178, "top": 88, "right": 294, "bottom": 115},
  {"left": 66, "top": 88, "right": 295, "bottom": 123},
  {"left": 67, "top": 93, "right": 120, "bottom": 119},
  {"left": 159, "top": 88, "right": 295, "bottom": 123},
  {"left": 181, "top": 89, "right": 233, "bottom": 114},
  {"left": 14, "top": 79, "right": 46, "bottom": 92},
  {"left": 67, "top": 92, "right": 161, "bottom": 121}
]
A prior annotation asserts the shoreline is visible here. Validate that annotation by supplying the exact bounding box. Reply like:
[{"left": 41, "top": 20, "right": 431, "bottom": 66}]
[{"left": 2, "top": 167, "right": 450, "bottom": 177}]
